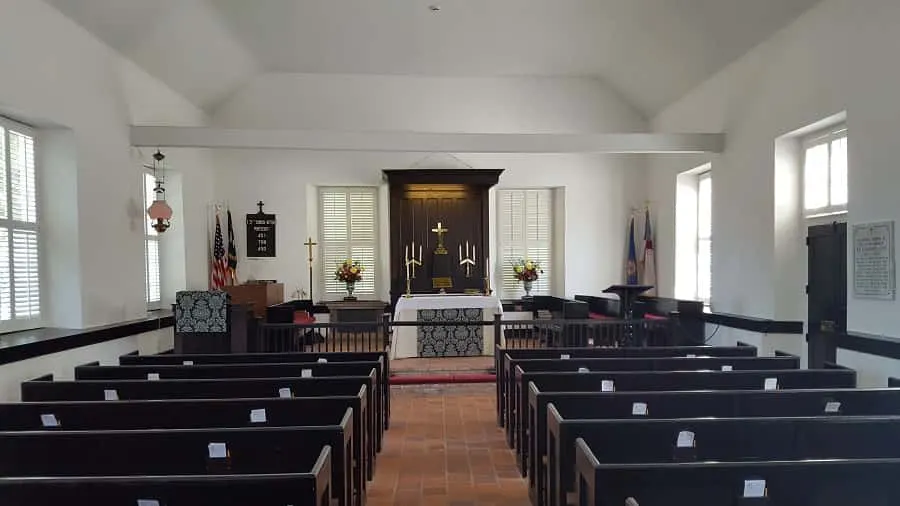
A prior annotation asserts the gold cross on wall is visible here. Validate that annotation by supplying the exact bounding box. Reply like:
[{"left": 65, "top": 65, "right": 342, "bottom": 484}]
[{"left": 431, "top": 221, "right": 449, "bottom": 253}]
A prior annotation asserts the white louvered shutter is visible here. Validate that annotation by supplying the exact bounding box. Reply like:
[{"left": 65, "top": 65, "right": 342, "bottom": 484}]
[
  {"left": 0, "top": 118, "right": 41, "bottom": 327},
  {"left": 320, "top": 188, "right": 378, "bottom": 297},
  {"left": 143, "top": 172, "right": 161, "bottom": 307},
  {"left": 497, "top": 189, "right": 553, "bottom": 299}
]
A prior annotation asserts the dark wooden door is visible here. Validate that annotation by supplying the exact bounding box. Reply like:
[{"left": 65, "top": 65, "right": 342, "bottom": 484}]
[{"left": 807, "top": 222, "right": 847, "bottom": 367}]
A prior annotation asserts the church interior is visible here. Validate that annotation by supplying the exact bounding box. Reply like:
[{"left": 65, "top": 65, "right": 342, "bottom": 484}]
[{"left": 0, "top": 0, "right": 899, "bottom": 505}]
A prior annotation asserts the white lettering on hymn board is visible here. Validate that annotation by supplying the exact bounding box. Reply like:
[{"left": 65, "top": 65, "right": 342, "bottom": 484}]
[
  {"left": 301, "top": 369, "right": 313, "bottom": 378},
  {"left": 208, "top": 443, "right": 227, "bottom": 459},
  {"left": 136, "top": 500, "right": 160, "bottom": 506},
  {"left": 825, "top": 401, "right": 842, "bottom": 414},
  {"left": 147, "top": 373, "right": 160, "bottom": 381},
  {"left": 278, "top": 387, "right": 292, "bottom": 398},
  {"left": 250, "top": 408, "right": 267, "bottom": 423},
  {"left": 632, "top": 402, "right": 648, "bottom": 416},
  {"left": 560, "top": 354, "right": 570, "bottom": 360},
  {"left": 764, "top": 378, "right": 778, "bottom": 391},
  {"left": 676, "top": 430, "right": 695, "bottom": 448},
  {"left": 601, "top": 380, "right": 615, "bottom": 392},
  {"left": 743, "top": 479, "right": 767, "bottom": 498},
  {"left": 40, "top": 414, "right": 59, "bottom": 427},
  {"left": 104, "top": 389, "right": 119, "bottom": 401}
]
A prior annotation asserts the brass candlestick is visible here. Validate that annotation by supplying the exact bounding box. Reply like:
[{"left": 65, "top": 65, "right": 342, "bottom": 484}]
[
  {"left": 403, "top": 241, "right": 423, "bottom": 297},
  {"left": 458, "top": 240, "right": 476, "bottom": 278}
]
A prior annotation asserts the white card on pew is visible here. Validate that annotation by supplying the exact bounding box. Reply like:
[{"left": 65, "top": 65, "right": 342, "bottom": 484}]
[
  {"left": 250, "top": 408, "right": 267, "bottom": 423},
  {"left": 183, "top": 360, "right": 194, "bottom": 366},
  {"left": 301, "top": 369, "right": 313, "bottom": 378},
  {"left": 278, "top": 387, "right": 292, "bottom": 398},
  {"left": 743, "top": 479, "right": 766, "bottom": 498},
  {"left": 147, "top": 373, "right": 160, "bottom": 381},
  {"left": 825, "top": 401, "right": 842, "bottom": 413},
  {"left": 104, "top": 389, "right": 118, "bottom": 401},
  {"left": 631, "top": 402, "right": 648, "bottom": 416},
  {"left": 601, "top": 380, "right": 614, "bottom": 392},
  {"left": 721, "top": 365, "right": 733, "bottom": 371},
  {"left": 764, "top": 377, "right": 778, "bottom": 390},
  {"left": 137, "top": 500, "right": 160, "bottom": 506},
  {"left": 317, "top": 358, "right": 328, "bottom": 363},
  {"left": 686, "top": 354, "right": 697, "bottom": 358},
  {"left": 587, "top": 338, "right": 594, "bottom": 346},
  {"left": 40, "top": 414, "right": 59, "bottom": 427},
  {"left": 577, "top": 367, "right": 590, "bottom": 373},
  {"left": 208, "top": 442, "right": 227, "bottom": 459},
  {"left": 676, "top": 430, "right": 695, "bottom": 448},
  {"left": 560, "top": 354, "right": 570, "bottom": 360}
]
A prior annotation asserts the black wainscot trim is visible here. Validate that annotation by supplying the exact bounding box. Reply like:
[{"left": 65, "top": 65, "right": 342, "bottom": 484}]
[
  {"left": 700, "top": 312, "right": 803, "bottom": 335},
  {"left": 0, "top": 311, "right": 173, "bottom": 366},
  {"left": 835, "top": 331, "right": 900, "bottom": 362}
]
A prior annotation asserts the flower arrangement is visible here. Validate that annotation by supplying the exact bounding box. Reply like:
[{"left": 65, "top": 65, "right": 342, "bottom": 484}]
[
  {"left": 512, "top": 259, "right": 543, "bottom": 282},
  {"left": 335, "top": 259, "right": 364, "bottom": 283}
]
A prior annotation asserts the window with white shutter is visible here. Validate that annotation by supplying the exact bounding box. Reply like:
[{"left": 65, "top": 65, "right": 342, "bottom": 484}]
[
  {"left": 0, "top": 117, "right": 41, "bottom": 329},
  {"left": 143, "top": 172, "right": 161, "bottom": 308},
  {"left": 497, "top": 189, "right": 553, "bottom": 299},
  {"left": 319, "top": 187, "right": 378, "bottom": 297}
]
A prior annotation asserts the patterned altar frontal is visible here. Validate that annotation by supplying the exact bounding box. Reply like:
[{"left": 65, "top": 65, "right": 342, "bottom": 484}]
[{"left": 416, "top": 308, "right": 484, "bottom": 357}]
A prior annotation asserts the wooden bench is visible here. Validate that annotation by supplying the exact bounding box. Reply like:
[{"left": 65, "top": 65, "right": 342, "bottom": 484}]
[
  {"left": 494, "top": 344, "right": 758, "bottom": 427},
  {"left": 76, "top": 360, "right": 385, "bottom": 451},
  {"left": 21, "top": 372, "right": 381, "bottom": 475},
  {"left": 506, "top": 354, "right": 797, "bottom": 449},
  {"left": 0, "top": 423, "right": 351, "bottom": 506},
  {"left": 527, "top": 384, "right": 900, "bottom": 503},
  {"left": 0, "top": 394, "right": 370, "bottom": 504},
  {"left": 0, "top": 452, "right": 332, "bottom": 506},
  {"left": 551, "top": 409, "right": 900, "bottom": 506},
  {"left": 120, "top": 350, "right": 391, "bottom": 429},
  {"left": 574, "top": 439, "right": 900, "bottom": 506}
]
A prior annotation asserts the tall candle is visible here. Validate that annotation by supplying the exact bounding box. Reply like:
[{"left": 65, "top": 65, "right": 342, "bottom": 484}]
[
  {"left": 459, "top": 244, "right": 462, "bottom": 261},
  {"left": 419, "top": 244, "right": 422, "bottom": 261},
  {"left": 473, "top": 244, "right": 476, "bottom": 261},
  {"left": 405, "top": 245, "right": 409, "bottom": 262}
]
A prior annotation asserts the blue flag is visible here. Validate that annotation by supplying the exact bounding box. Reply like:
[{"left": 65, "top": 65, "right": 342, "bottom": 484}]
[{"left": 626, "top": 216, "right": 638, "bottom": 284}]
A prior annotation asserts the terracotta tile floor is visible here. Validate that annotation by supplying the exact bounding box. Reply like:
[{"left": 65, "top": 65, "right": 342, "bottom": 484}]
[
  {"left": 368, "top": 383, "right": 527, "bottom": 506},
  {"left": 391, "top": 356, "right": 494, "bottom": 374}
]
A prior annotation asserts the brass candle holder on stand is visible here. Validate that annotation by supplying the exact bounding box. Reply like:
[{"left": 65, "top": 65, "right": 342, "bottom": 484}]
[
  {"left": 403, "top": 241, "right": 423, "bottom": 298},
  {"left": 458, "top": 240, "right": 476, "bottom": 278}
]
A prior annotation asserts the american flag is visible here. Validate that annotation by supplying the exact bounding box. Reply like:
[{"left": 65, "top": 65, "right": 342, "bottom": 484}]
[{"left": 210, "top": 213, "right": 227, "bottom": 290}]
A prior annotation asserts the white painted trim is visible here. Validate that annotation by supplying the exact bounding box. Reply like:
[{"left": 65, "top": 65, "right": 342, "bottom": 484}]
[{"left": 131, "top": 127, "right": 725, "bottom": 154}]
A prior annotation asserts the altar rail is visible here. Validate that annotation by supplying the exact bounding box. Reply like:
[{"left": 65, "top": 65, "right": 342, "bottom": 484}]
[{"left": 255, "top": 316, "right": 675, "bottom": 354}]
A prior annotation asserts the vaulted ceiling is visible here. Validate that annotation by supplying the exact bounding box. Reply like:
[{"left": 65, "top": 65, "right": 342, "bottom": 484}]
[{"left": 47, "top": 0, "right": 820, "bottom": 117}]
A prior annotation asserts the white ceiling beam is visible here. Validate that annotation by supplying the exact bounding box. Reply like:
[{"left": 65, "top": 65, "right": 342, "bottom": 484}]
[{"left": 130, "top": 126, "right": 724, "bottom": 154}]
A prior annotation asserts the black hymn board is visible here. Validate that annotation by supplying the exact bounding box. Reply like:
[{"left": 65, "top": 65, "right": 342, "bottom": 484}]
[{"left": 246, "top": 201, "right": 276, "bottom": 257}]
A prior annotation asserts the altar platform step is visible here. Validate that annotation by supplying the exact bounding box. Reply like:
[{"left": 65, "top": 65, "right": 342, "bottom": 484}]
[{"left": 390, "top": 373, "right": 496, "bottom": 385}]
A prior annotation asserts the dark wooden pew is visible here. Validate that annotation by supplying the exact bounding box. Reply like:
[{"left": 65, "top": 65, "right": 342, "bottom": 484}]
[
  {"left": 506, "top": 354, "right": 797, "bottom": 446},
  {"left": 494, "top": 344, "right": 758, "bottom": 426},
  {"left": 0, "top": 451, "right": 333, "bottom": 506},
  {"left": 120, "top": 350, "right": 391, "bottom": 429},
  {"left": 21, "top": 372, "right": 383, "bottom": 458},
  {"left": 528, "top": 384, "right": 900, "bottom": 500},
  {"left": 512, "top": 367, "right": 856, "bottom": 453},
  {"left": 0, "top": 423, "right": 352, "bottom": 506},
  {"left": 574, "top": 439, "right": 900, "bottom": 506},
  {"left": 0, "top": 394, "right": 370, "bottom": 503},
  {"left": 551, "top": 410, "right": 900, "bottom": 506},
  {"left": 75, "top": 360, "right": 385, "bottom": 450}
]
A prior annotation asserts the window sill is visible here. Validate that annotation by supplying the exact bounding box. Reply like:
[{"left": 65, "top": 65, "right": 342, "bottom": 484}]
[{"left": 805, "top": 209, "right": 848, "bottom": 219}]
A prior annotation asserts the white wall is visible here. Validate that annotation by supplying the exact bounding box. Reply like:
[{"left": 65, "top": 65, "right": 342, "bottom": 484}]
[
  {"left": 0, "top": 327, "right": 173, "bottom": 402},
  {"left": 211, "top": 73, "right": 648, "bottom": 301},
  {"left": 649, "top": 0, "right": 900, "bottom": 376},
  {"left": 650, "top": 0, "right": 900, "bottom": 332},
  {"left": 0, "top": 0, "right": 214, "bottom": 327}
]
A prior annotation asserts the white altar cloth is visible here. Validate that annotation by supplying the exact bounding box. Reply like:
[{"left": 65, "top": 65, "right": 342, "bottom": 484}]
[{"left": 391, "top": 295, "right": 503, "bottom": 359}]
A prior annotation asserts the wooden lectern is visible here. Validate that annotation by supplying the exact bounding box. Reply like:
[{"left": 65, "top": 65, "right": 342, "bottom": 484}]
[{"left": 223, "top": 282, "right": 284, "bottom": 318}]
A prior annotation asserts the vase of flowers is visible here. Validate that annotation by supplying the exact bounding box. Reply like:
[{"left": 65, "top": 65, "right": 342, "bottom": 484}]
[
  {"left": 512, "top": 259, "right": 543, "bottom": 299},
  {"left": 335, "top": 259, "right": 364, "bottom": 300}
]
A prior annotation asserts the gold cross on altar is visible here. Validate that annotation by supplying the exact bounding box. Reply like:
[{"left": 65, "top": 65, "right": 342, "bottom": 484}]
[
  {"left": 304, "top": 237, "right": 317, "bottom": 263},
  {"left": 431, "top": 221, "right": 449, "bottom": 252}
]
